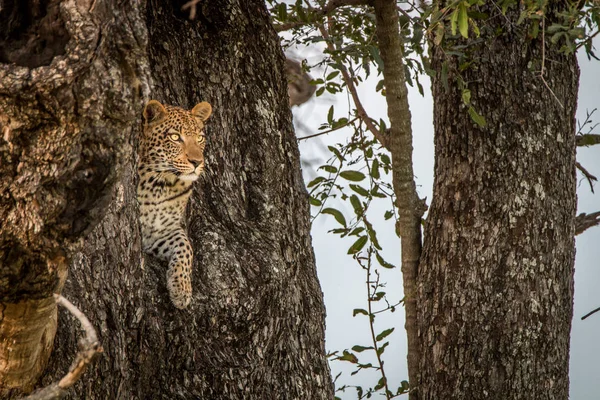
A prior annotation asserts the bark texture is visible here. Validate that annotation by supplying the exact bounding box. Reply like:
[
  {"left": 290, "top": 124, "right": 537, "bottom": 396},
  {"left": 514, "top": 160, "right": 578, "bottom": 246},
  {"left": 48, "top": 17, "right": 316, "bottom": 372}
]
[
  {"left": 1, "top": 0, "right": 333, "bottom": 399},
  {"left": 417, "top": 4, "right": 578, "bottom": 399}
]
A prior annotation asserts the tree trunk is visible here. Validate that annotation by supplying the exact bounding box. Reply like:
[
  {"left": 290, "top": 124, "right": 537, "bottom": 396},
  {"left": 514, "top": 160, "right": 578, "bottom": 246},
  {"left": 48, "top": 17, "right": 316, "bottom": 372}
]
[
  {"left": 417, "top": 4, "right": 578, "bottom": 399},
  {"left": 0, "top": 1, "right": 333, "bottom": 399}
]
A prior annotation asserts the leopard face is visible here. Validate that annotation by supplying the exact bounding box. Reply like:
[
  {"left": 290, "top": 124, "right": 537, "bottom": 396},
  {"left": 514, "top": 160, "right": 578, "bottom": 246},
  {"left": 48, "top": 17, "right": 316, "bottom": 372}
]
[{"left": 140, "top": 100, "right": 212, "bottom": 182}]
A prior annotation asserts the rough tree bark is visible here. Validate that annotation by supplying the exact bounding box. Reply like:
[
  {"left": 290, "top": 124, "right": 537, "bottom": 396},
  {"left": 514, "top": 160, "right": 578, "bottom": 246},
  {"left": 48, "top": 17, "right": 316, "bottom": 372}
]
[
  {"left": 417, "top": 3, "right": 578, "bottom": 399},
  {"left": 0, "top": 0, "right": 333, "bottom": 399}
]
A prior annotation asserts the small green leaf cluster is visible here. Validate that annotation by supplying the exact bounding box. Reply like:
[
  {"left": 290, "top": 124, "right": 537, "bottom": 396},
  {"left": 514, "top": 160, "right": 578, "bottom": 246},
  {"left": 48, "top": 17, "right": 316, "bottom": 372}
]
[{"left": 308, "top": 129, "right": 407, "bottom": 398}]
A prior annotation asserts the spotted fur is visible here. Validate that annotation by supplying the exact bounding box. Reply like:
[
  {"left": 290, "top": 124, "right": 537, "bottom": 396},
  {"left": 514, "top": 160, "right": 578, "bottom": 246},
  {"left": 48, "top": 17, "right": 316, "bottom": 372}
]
[{"left": 137, "top": 99, "right": 212, "bottom": 309}]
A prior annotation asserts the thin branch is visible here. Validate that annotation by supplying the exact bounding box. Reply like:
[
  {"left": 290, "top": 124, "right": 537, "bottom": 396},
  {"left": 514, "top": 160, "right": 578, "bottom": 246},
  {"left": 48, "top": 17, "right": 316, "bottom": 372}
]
[
  {"left": 575, "top": 211, "right": 600, "bottom": 236},
  {"left": 22, "top": 295, "right": 103, "bottom": 400},
  {"left": 181, "top": 0, "right": 201, "bottom": 19},
  {"left": 539, "top": 18, "right": 564, "bottom": 109},
  {"left": 582, "top": 306, "right": 600, "bottom": 320},
  {"left": 297, "top": 117, "right": 359, "bottom": 141},
  {"left": 575, "top": 29, "right": 600, "bottom": 50},
  {"left": 364, "top": 253, "right": 392, "bottom": 399},
  {"left": 576, "top": 161, "right": 597, "bottom": 193},
  {"left": 274, "top": 0, "right": 371, "bottom": 32},
  {"left": 312, "top": 15, "right": 389, "bottom": 148}
]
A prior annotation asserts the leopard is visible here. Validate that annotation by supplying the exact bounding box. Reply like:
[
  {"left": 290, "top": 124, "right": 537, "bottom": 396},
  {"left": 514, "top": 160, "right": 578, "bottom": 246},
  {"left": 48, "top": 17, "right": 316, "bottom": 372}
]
[{"left": 137, "top": 99, "right": 212, "bottom": 309}]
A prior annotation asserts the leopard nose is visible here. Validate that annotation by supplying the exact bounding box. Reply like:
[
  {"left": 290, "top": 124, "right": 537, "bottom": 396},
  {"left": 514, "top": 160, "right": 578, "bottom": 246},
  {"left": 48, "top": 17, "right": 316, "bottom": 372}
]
[{"left": 190, "top": 159, "right": 201, "bottom": 168}]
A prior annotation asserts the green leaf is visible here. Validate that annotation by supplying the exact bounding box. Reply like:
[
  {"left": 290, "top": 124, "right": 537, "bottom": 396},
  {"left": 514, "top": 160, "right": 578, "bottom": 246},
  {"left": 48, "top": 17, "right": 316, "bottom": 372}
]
[
  {"left": 322, "top": 208, "right": 347, "bottom": 227},
  {"left": 376, "top": 252, "right": 396, "bottom": 269},
  {"left": 364, "top": 218, "right": 382, "bottom": 250},
  {"left": 384, "top": 210, "right": 394, "bottom": 220},
  {"left": 353, "top": 308, "right": 369, "bottom": 317},
  {"left": 380, "top": 153, "right": 391, "bottom": 166},
  {"left": 461, "top": 88, "right": 471, "bottom": 105},
  {"left": 340, "top": 170, "right": 366, "bottom": 181},
  {"left": 376, "top": 341, "right": 389, "bottom": 356},
  {"left": 441, "top": 62, "right": 449, "bottom": 92},
  {"left": 352, "top": 345, "right": 374, "bottom": 353},
  {"left": 350, "top": 195, "right": 363, "bottom": 216},
  {"left": 374, "top": 377, "right": 386, "bottom": 391},
  {"left": 327, "top": 105, "right": 334, "bottom": 124},
  {"left": 349, "top": 184, "right": 370, "bottom": 197},
  {"left": 327, "top": 145, "right": 344, "bottom": 161},
  {"left": 326, "top": 70, "right": 340, "bottom": 80},
  {"left": 376, "top": 328, "right": 395, "bottom": 342},
  {"left": 468, "top": 106, "right": 487, "bottom": 127},
  {"left": 309, "top": 196, "right": 322, "bottom": 206},
  {"left": 450, "top": 9, "right": 458, "bottom": 36},
  {"left": 371, "top": 158, "right": 380, "bottom": 179},
  {"left": 307, "top": 176, "right": 326, "bottom": 188},
  {"left": 337, "top": 350, "right": 358, "bottom": 363},
  {"left": 347, "top": 235, "right": 368, "bottom": 255},
  {"left": 458, "top": 3, "right": 469, "bottom": 38},
  {"left": 348, "top": 227, "right": 365, "bottom": 236},
  {"left": 316, "top": 86, "right": 325, "bottom": 97},
  {"left": 319, "top": 164, "right": 337, "bottom": 173},
  {"left": 369, "top": 45, "right": 384, "bottom": 71}
]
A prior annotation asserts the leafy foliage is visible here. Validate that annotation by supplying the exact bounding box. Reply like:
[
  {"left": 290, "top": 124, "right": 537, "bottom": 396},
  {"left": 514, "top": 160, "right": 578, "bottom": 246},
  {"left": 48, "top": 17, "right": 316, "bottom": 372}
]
[{"left": 268, "top": 0, "right": 600, "bottom": 398}]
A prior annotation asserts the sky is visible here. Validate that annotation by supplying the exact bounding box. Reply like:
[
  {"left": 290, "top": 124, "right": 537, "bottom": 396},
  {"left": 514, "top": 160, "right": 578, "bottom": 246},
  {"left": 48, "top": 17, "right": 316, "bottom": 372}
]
[{"left": 291, "top": 39, "right": 600, "bottom": 399}]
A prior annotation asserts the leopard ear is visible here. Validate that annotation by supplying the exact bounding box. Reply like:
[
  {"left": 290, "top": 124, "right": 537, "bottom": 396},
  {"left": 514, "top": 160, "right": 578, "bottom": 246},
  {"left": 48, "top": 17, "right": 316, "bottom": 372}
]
[
  {"left": 191, "top": 101, "right": 212, "bottom": 122},
  {"left": 143, "top": 100, "right": 167, "bottom": 123}
]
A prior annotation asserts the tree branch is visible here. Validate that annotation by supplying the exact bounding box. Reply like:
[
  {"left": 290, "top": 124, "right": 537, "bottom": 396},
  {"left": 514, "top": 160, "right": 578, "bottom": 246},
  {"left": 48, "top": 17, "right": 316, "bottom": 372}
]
[
  {"left": 274, "top": 0, "right": 371, "bottom": 32},
  {"left": 22, "top": 295, "right": 103, "bottom": 400},
  {"left": 581, "top": 306, "right": 600, "bottom": 320},
  {"left": 576, "top": 134, "right": 600, "bottom": 147},
  {"left": 576, "top": 161, "right": 597, "bottom": 193},
  {"left": 575, "top": 211, "right": 600, "bottom": 236},
  {"left": 313, "top": 17, "right": 390, "bottom": 148},
  {"left": 373, "top": 0, "right": 424, "bottom": 398}
]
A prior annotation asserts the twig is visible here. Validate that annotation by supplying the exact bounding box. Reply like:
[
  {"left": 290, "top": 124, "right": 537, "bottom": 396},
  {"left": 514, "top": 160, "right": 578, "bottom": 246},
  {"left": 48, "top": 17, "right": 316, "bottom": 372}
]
[
  {"left": 539, "top": 18, "right": 564, "bottom": 109},
  {"left": 181, "top": 0, "right": 201, "bottom": 20},
  {"left": 297, "top": 117, "right": 359, "bottom": 141},
  {"left": 575, "top": 211, "right": 600, "bottom": 235},
  {"left": 22, "top": 295, "right": 103, "bottom": 400},
  {"left": 311, "top": 13, "right": 390, "bottom": 148},
  {"left": 582, "top": 306, "right": 600, "bottom": 320},
  {"left": 364, "top": 252, "right": 392, "bottom": 399},
  {"left": 576, "top": 161, "right": 597, "bottom": 193},
  {"left": 575, "top": 29, "right": 600, "bottom": 50}
]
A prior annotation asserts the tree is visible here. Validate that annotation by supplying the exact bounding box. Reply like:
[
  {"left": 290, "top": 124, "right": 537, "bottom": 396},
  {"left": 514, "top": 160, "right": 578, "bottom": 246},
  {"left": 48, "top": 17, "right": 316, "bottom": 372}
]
[
  {"left": 270, "top": 0, "right": 600, "bottom": 399},
  {"left": 417, "top": 2, "right": 584, "bottom": 398},
  {"left": 0, "top": 0, "right": 333, "bottom": 398}
]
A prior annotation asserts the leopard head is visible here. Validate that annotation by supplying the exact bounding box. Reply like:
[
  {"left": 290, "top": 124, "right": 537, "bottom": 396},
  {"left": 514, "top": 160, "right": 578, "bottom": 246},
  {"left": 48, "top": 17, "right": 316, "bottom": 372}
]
[{"left": 141, "top": 100, "right": 213, "bottom": 182}]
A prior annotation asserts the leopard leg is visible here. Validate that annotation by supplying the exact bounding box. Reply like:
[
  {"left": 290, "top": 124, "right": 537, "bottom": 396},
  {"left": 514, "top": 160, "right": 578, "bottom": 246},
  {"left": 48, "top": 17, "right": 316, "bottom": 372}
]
[{"left": 147, "top": 227, "right": 194, "bottom": 309}]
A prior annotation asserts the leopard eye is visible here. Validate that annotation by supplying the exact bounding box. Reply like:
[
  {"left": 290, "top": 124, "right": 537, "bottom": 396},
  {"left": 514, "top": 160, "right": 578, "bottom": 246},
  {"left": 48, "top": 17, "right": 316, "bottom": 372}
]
[
  {"left": 197, "top": 136, "right": 205, "bottom": 144},
  {"left": 169, "top": 134, "right": 181, "bottom": 142}
]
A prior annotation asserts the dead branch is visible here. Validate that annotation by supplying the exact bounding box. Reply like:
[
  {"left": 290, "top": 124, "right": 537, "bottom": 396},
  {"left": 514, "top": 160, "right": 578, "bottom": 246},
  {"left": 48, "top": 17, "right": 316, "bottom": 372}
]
[
  {"left": 576, "top": 161, "right": 597, "bottom": 193},
  {"left": 181, "top": 0, "right": 201, "bottom": 20},
  {"left": 575, "top": 211, "right": 600, "bottom": 236},
  {"left": 581, "top": 306, "right": 600, "bottom": 320},
  {"left": 21, "top": 295, "right": 103, "bottom": 400}
]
